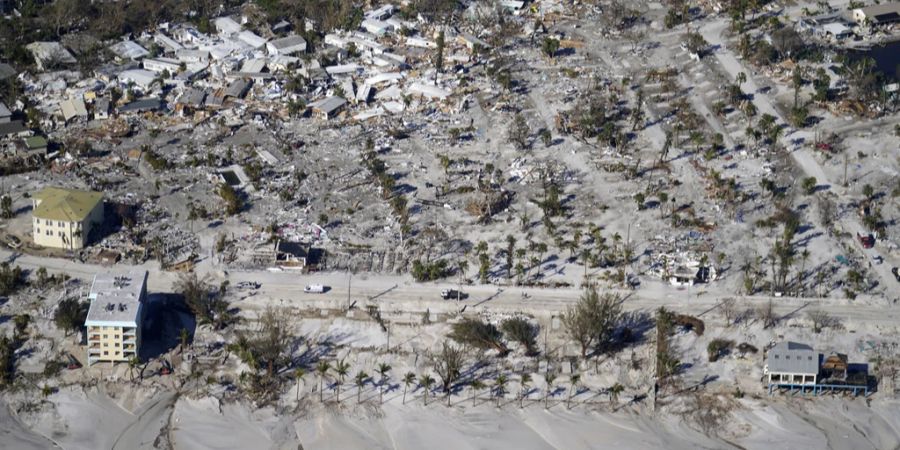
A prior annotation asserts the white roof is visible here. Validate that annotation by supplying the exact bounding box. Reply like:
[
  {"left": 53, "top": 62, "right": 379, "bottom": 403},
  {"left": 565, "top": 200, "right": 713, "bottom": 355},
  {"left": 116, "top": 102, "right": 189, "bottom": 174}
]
[
  {"left": 214, "top": 16, "right": 242, "bottom": 35},
  {"left": 407, "top": 82, "right": 450, "bottom": 100},
  {"left": 176, "top": 49, "right": 210, "bottom": 62},
  {"left": 822, "top": 23, "right": 851, "bottom": 35},
  {"left": 241, "top": 58, "right": 267, "bottom": 73},
  {"left": 362, "top": 19, "right": 393, "bottom": 35},
  {"left": 237, "top": 30, "right": 268, "bottom": 48},
  {"left": 109, "top": 40, "right": 150, "bottom": 60},
  {"left": 375, "top": 84, "right": 402, "bottom": 100},
  {"left": 365, "top": 72, "right": 404, "bottom": 85},
  {"left": 153, "top": 32, "right": 183, "bottom": 51},
  {"left": 25, "top": 42, "right": 76, "bottom": 67},
  {"left": 406, "top": 37, "right": 436, "bottom": 48},
  {"left": 59, "top": 96, "right": 88, "bottom": 121},
  {"left": 118, "top": 69, "right": 157, "bottom": 87},
  {"left": 366, "top": 4, "right": 395, "bottom": 20},
  {"left": 85, "top": 270, "right": 147, "bottom": 327},
  {"left": 326, "top": 63, "right": 362, "bottom": 75}
]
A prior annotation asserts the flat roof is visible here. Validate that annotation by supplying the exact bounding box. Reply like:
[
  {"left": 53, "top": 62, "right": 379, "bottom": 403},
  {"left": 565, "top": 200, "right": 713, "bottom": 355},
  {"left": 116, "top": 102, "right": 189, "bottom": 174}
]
[
  {"left": 85, "top": 270, "right": 148, "bottom": 327},
  {"left": 33, "top": 186, "right": 103, "bottom": 222}
]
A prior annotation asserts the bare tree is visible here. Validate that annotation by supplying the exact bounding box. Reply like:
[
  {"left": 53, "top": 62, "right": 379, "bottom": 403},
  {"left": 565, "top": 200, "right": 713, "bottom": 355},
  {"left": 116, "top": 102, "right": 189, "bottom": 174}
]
[
  {"left": 719, "top": 298, "right": 737, "bottom": 326},
  {"left": 807, "top": 309, "right": 837, "bottom": 333},
  {"left": 757, "top": 300, "right": 777, "bottom": 329},
  {"left": 431, "top": 342, "right": 467, "bottom": 404}
]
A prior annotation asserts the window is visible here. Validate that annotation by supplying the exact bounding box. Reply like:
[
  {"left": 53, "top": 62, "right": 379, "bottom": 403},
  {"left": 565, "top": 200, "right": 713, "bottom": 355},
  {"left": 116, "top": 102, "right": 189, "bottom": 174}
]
[
  {"left": 58, "top": 221, "right": 64, "bottom": 227},
  {"left": 102, "top": 334, "right": 108, "bottom": 339},
  {"left": 774, "top": 355, "right": 779, "bottom": 359},
  {"left": 35, "top": 219, "right": 40, "bottom": 225},
  {"left": 115, "top": 351, "right": 120, "bottom": 356},
  {"left": 808, "top": 356, "right": 812, "bottom": 360},
  {"left": 785, "top": 356, "right": 790, "bottom": 360},
  {"left": 103, "top": 351, "right": 108, "bottom": 355},
  {"left": 36, "top": 228, "right": 40, "bottom": 234}
]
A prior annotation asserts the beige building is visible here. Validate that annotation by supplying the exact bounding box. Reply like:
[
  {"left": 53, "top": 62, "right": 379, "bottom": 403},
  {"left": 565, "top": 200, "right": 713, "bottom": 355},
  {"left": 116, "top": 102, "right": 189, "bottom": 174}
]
[
  {"left": 32, "top": 187, "right": 104, "bottom": 250},
  {"left": 85, "top": 271, "right": 148, "bottom": 365}
]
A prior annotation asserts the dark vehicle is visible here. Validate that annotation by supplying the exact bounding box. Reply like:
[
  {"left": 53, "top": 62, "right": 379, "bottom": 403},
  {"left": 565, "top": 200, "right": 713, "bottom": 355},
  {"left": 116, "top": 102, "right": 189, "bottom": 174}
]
[
  {"left": 441, "top": 289, "right": 468, "bottom": 300},
  {"left": 858, "top": 232, "right": 875, "bottom": 249},
  {"left": 892, "top": 267, "right": 899, "bottom": 282}
]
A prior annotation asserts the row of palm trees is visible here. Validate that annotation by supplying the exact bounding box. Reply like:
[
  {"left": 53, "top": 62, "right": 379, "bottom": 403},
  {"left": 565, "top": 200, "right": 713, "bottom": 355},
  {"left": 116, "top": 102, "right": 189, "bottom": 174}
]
[{"left": 300, "top": 359, "right": 626, "bottom": 409}]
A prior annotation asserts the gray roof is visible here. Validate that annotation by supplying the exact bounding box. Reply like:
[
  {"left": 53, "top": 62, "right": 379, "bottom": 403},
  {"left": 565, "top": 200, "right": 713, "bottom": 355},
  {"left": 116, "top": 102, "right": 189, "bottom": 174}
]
[
  {"left": 767, "top": 341, "right": 819, "bottom": 375},
  {"left": 268, "top": 35, "right": 307, "bottom": 51},
  {"left": 119, "top": 98, "right": 164, "bottom": 113},
  {"left": 95, "top": 97, "right": 110, "bottom": 113},
  {"left": 0, "top": 102, "right": 10, "bottom": 117},
  {"left": 0, "top": 121, "right": 27, "bottom": 136},
  {"left": 309, "top": 95, "right": 347, "bottom": 115},
  {"left": 0, "top": 63, "right": 14, "bottom": 81},
  {"left": 177, "top": 88, "right": 206, "bottom": 106},
  {"left": 85, "top": 270, "right": 147, "bottom": 327},
  {"left": 224, "top": 78, "right": 251, "bottom": 98}
]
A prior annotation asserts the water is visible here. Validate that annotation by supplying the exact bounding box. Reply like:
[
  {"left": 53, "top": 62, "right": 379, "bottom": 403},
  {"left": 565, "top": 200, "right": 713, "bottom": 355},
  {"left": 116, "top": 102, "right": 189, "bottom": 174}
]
[{"left": 850, "top": 40, "right": 900, "bottom": 81}]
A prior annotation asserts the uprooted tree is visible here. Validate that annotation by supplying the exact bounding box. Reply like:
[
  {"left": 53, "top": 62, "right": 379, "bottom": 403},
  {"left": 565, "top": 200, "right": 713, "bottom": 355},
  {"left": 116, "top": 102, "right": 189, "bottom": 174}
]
[
  {"left": 449, "top": 317, "right": 508, "bottom": 356},
  {"left": 500, "top": 317, "right": 539, "bottom": 356}
]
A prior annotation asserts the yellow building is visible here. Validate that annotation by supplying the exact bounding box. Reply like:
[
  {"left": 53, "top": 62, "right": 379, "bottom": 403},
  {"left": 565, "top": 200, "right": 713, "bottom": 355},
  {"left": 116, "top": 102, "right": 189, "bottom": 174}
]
[
  {"left": 85, "top": 271, "right": 147, "bottom": 365},
  {"left": 32, "top": 187, "right": 104, "bottom": 250}
]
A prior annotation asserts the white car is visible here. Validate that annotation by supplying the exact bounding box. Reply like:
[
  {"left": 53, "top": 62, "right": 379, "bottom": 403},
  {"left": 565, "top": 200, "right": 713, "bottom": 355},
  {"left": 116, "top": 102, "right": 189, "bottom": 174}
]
[{"left": 304, "top": 284, "right": 326, "bottom": 294}]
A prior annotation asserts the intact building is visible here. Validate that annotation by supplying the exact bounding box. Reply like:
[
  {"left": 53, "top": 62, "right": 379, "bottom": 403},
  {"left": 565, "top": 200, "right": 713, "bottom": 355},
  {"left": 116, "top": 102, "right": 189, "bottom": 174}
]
[
  {"left": 853, "top": 3, "right": 900, "bottom": 26},
  {"left": 32, "top": 187, "right": 104, "bottom": 250},
  {"left": 764, "top": 341, "right": 820, "bottom": 385},
  {"left": 85, "top": 271, "right": 148, "bottom": 365}
]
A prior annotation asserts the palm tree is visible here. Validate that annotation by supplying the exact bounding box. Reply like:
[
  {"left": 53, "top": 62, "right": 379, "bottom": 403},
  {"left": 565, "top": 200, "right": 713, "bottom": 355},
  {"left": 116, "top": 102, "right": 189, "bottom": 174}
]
[
  {"left": 315, "top": 361, "right": 331, "bottom": 402},
  {"left": 355, "top": 370, "right": 368, "bottom": 404},
  {"left": 567, "top": 374, "right": 581, "bottom": 409},
  {"left": 402, "top": 372, "right": 416, "bottom": 404},
  {"left": 470, "top": 379, "right": 485, "bottom": 406},
  {"left": 334, "top": 359, "right": 350, "bottom": 403},
  {"left": 420, "top": 374, "right": 435, "bottom": 405},
  {"left": 494, "top": 374, "right": 508, "bottom": 408},
  {"left": 295, "top": 368, "right": 306, "bottom": 402},
  {"left": 376, "top": 363, "right": 391, "bottom": 404},
  {"left": 609, "top": 383, "right": 624, "bottom": 408},
  {"left": 127, "top": 356, "right": 139, "bottom": 383},
  {"left": 543, "top": 372, "right": 557, "bottom": 409},
  {"left": 519, "top": 374, "right": 532, "bottom": 408}
]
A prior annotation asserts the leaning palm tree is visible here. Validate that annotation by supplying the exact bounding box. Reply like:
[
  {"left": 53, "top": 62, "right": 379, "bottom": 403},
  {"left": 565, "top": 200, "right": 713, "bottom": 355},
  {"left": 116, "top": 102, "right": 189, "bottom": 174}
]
[
  {"left": 470, "top": 379, "right": 485, "bottom": 406},
  {"left": 355, "top": 371, "right": 368, "bottom": 404},
  {"left": 519, "top": 374, "right": 532, "bottom": 408},
  {"left": 402, "top": 372, "right": 416, "bottom": 405},
  {"left": 543, "top": 372, "right": 557, "bottom": 409},
  {"left": 567, "top": 373, "right": 581, "bottom": 409},
  {"left": 494, "top": 374, "right": 509, "bottom": 408},
  {"left": 609, "top": 383, "right": 624, "bottom": 408},
  {"left": 295, "top": 368, "right": 306, "bottom": 402},
  {"left": 420, "top": 374, "right": 436, "bottom": 406},
  {"left": 376, "top": 363, "right": 391, "bottom": 404},
  {"left": 334, "top": 359, "right": 350, "bottom": 403},
  {"left": 315, "top": 361, "right": 331, "bottom": 402}
]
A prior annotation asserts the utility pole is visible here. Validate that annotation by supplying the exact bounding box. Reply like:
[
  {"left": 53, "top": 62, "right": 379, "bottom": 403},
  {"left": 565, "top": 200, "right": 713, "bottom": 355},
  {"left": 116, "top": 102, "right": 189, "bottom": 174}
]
[
  {"left": 843, "top": 152, "right": 849, "bottom": 188},
  {"left": 347, "top": 272, "right": 352, "bottom": 311}
]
